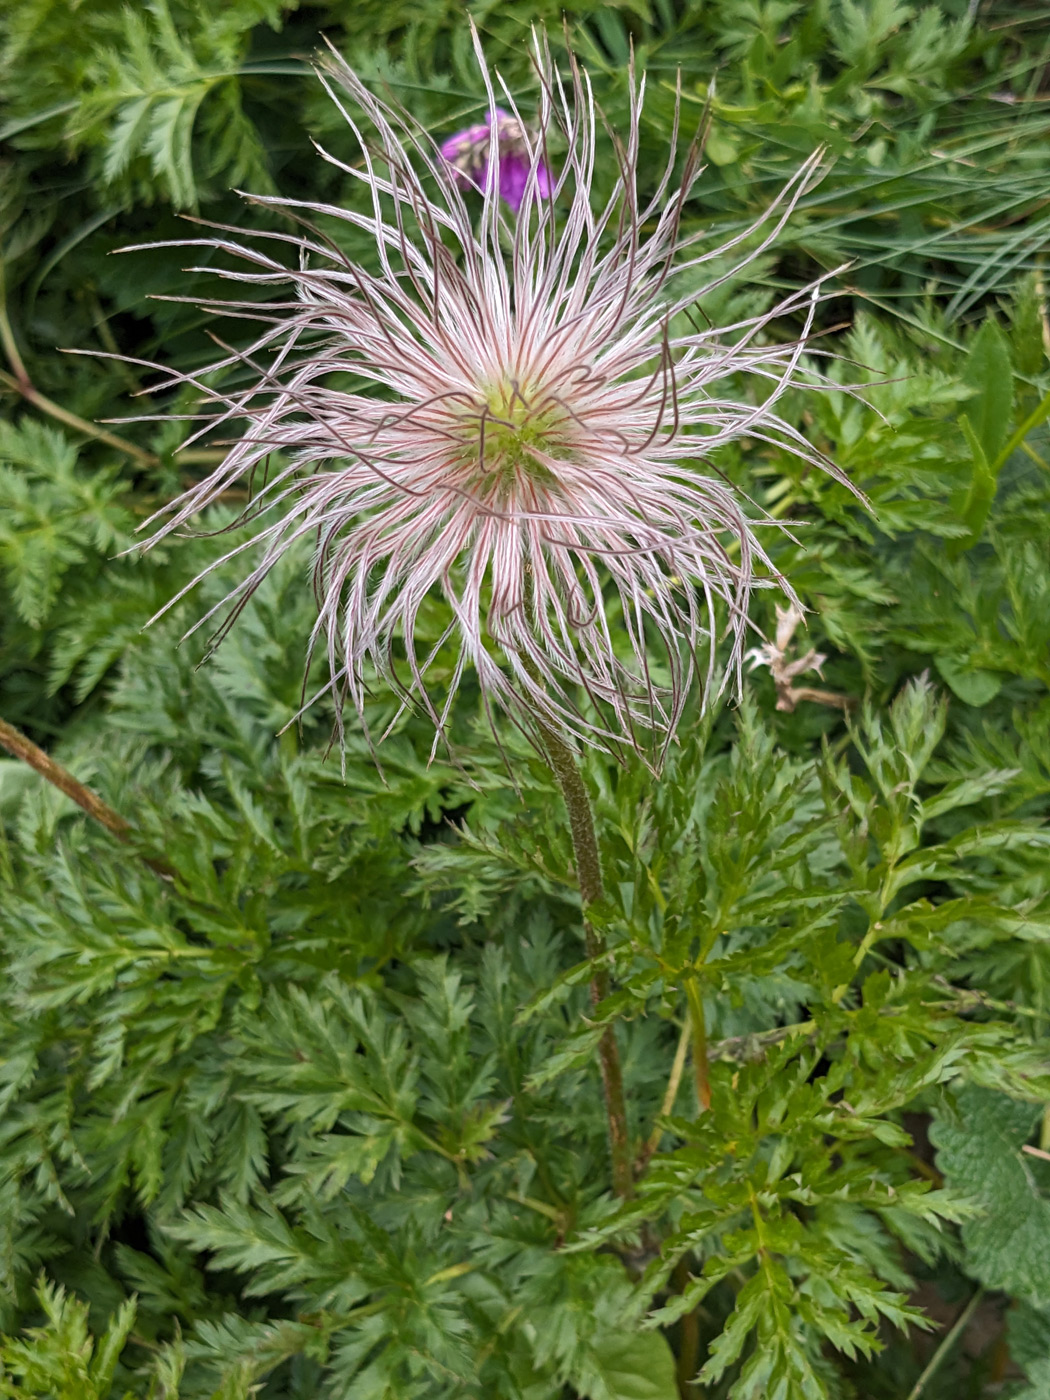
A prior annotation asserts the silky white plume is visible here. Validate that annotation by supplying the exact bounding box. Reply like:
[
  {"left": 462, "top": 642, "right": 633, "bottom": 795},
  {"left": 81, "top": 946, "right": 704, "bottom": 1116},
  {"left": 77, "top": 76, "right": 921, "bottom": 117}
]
[{"left": 126, "top": 29, "right": 845, "bottom": 757}]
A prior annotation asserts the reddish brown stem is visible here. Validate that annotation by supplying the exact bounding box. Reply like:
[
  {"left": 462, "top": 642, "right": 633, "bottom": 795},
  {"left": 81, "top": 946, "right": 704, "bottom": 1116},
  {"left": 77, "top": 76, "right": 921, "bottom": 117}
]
[
  {"left": 540, "top": 723, "right": 633, "bottom": 1199},
  {"left": 0, "top": 716, "right": 173, "bottom": 878},
  {"left": 672, "top": 1258, "right": 704, "bottom": 1399}
]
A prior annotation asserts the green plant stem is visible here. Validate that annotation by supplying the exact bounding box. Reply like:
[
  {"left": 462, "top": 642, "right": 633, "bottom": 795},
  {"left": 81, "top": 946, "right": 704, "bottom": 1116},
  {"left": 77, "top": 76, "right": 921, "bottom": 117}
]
[
  {"left": 0, "top": 365, "right": 158, "bottom": 467},
  {"left": 684, "top": 976, "right": 711, "bottom": 1111},
  {"left": 0, "top": 270, "right": 159, "bottom": 467},
  {"left": 0, "top": 715, "right": 173, "bottom": 878},
  {"left": 672, "top": 1257, "right": 705, "bottom": 1399},
  {"left": 641, "top": 1018, "right": 692, "bottom": 1167},
  {"left": 904, "top": 1288, "right": 984, "bottom": 1400},
  {"left": 1, "top": 261, "right": 232, "bottom": 472},
  {"left": 540, "top": 722, "right": 633, "bottom": 1199}
]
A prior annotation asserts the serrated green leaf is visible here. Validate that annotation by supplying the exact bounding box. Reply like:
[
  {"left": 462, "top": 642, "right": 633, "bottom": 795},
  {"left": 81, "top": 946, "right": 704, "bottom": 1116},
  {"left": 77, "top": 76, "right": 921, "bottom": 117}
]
[{"left": 931, "top": 1088, "right": 1050, "bottom": 1307}]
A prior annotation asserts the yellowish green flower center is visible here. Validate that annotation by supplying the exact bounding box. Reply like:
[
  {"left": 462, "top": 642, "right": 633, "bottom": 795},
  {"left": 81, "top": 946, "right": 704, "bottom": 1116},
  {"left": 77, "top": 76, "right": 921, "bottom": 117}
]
[{"left": 472, "top": 380, "right": 566, "bottom": 489}]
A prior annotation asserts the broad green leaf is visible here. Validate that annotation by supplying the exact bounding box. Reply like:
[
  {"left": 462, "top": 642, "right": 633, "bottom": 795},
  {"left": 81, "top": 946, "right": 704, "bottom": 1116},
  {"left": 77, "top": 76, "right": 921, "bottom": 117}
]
[
  {"left": 931, "top": 1088, "right": 1050, "bottom": 1307},
  {"left": 964, "top": 317, "right": 1014, "bottom": 465},
  {"left": 1009, "top": 1305, "right": 1050, "bottom": 1400},
  {"left": 580, "top": 1330, "right": 679, "bottom": 1400},
  {"left": 933, "top": 654, "right": 1003, "bottom": 707},
  {"left": 949, "top": 318, "right": 1014, "bottom": 554},
  {"left": 950, "top": 413, "right": 997, "bottom": 554}
]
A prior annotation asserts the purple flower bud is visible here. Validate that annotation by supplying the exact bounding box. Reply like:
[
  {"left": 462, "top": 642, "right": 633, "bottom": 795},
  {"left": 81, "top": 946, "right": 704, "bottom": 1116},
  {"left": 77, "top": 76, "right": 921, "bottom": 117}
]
[{"left": 440, "top": 107, "right": 551, "bottom": 213}]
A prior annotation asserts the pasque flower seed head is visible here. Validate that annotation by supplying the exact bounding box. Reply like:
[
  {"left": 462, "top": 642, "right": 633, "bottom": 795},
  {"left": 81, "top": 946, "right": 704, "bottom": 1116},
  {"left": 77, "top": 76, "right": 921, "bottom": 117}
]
[{"left": 129, "top": 26, "right": 847, "bottom": 758}]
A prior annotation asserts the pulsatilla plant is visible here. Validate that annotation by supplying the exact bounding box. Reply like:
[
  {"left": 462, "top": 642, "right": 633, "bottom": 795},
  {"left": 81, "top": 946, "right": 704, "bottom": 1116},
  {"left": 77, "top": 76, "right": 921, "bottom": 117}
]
[
  {"left": 130, "top": 27, "right": 843, "bottom": 758},
  {"left": 6, "top": 9, "right": 1050, "bottom": 1399},
  {"left": 112, "top": 20, "right": 854, "bottom": 1219}
]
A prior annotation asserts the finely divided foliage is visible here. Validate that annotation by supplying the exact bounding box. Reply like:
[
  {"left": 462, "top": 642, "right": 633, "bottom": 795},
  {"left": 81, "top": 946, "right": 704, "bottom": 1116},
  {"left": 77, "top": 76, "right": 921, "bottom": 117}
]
[
  {"left": 3, "top": 3, "right": 1050, "bottom": 1398},
  {"left": 129, "top": 29, "right": 844, "bottom": 755}
]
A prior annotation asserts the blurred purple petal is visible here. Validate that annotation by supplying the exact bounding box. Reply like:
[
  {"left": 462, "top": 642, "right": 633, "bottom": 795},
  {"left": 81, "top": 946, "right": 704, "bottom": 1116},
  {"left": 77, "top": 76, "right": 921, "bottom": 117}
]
[
  {"left": 440, "top": 109, "right": 551, "bottom": 212},
  {"left": 497, "top": 152, "right": 530, "bottom": 212}
]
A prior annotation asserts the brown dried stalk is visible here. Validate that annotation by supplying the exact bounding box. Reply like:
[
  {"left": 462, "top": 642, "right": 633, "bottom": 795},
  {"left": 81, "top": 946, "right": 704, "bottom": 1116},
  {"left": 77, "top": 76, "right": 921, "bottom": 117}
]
[
  {"left": 746, "top": 603, "right": 853, "bottom": 713},
  {"left": 0, "top": 716, "right": 174, "bottom": 878}
]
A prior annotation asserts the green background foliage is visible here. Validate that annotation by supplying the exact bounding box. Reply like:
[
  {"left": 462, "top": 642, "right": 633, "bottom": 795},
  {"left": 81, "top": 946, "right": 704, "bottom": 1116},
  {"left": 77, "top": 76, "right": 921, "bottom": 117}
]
[{"left": 2, "top": 0, "right": 1050, "bottom": 1395}]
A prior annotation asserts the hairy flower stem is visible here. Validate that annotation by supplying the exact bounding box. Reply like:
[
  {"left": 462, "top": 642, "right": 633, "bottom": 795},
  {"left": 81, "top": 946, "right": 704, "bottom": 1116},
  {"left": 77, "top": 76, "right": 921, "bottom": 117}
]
[
  {"left": 0, "top": 265, "right": 156, "bottom": 468},
  {"left": 539, "top": 723, "right": 633, "bottom": 1199}
]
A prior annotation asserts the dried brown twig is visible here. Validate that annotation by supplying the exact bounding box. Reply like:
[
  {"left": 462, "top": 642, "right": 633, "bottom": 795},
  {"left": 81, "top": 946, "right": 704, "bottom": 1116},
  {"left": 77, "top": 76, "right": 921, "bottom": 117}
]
[
  {"left": 0, "top": 715, "right": 174, "bottom": 878},
  {"left": 746, "top": 603, "right": 854, "bottom": 713}
]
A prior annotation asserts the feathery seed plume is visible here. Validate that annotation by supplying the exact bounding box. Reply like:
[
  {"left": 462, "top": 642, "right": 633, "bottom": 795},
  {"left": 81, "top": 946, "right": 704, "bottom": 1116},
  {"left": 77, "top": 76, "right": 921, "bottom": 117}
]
[{"left": 127, "top": 28, "right": 845, "bottom": 758}]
